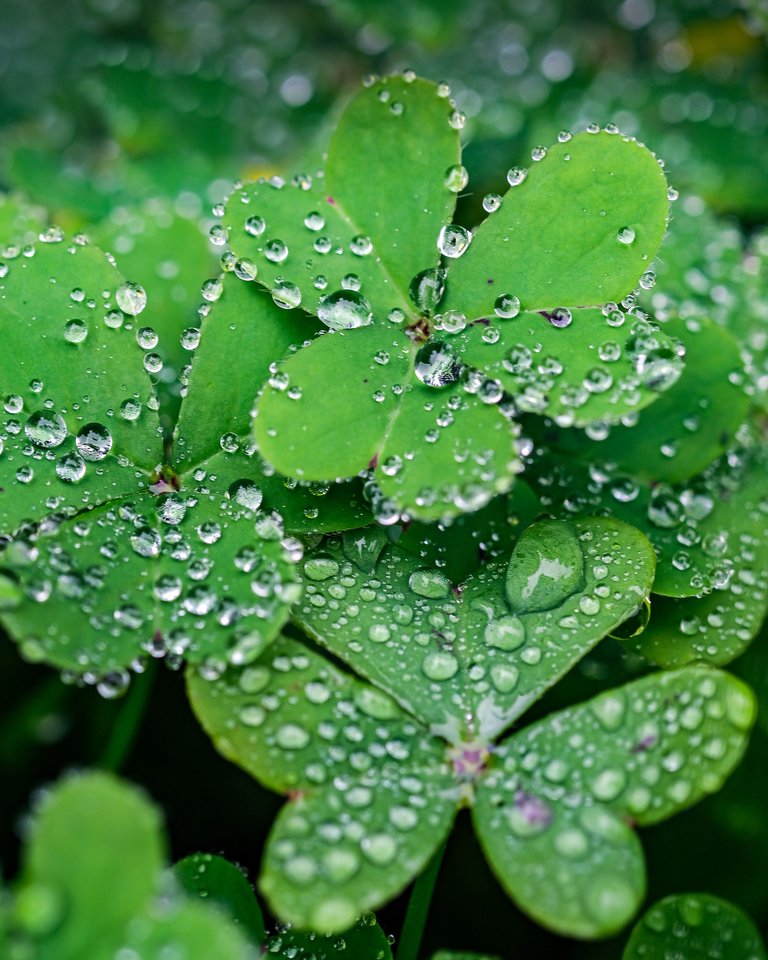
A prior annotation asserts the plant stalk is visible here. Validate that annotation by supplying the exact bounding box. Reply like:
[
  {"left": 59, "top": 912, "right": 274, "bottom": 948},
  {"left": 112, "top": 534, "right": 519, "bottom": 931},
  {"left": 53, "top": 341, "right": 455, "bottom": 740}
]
[
  {"left": 396, "top": 838, "right": 448, "bottom": 960},
  {"left": 99, "top": 662, "right": 156, "bottom": 772}
]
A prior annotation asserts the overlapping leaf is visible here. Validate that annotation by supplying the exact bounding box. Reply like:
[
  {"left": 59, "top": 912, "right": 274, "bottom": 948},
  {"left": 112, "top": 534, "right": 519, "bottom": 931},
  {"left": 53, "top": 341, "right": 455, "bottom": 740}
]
[
  {"left": 188, "top": 514, "right": 755, "bottom": 939},
  {"left": 0, "top": 240, "right": 303, "bottom": 681},
  {"left": 622, "top": 894, "right": 767, "bottom": 960},
  {"left": 217, "top": 75, "right": 673, "bottom": 521},
  {"left": 7, "top": 772, "right": 255, "bottom": 960}
]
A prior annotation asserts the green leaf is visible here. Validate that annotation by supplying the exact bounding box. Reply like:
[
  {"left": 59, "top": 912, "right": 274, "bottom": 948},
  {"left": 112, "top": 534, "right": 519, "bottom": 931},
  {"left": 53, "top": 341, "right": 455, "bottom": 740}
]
[
  {"left": 253, "top": 325, "right": 412, "bottom": 481},
  {"left": 324, "top": 76, "right": 461, "bottom": 302},
  {"left": 17, "top": 772, "right": 163, "bottom": 959},
  {"left": 175, "top": 273, "right": 317, "bottom": 469},
  {"left": 538, "top": 316, "right": 749, "bottom": 483},
  {"left": 223, "top": 77, "right": 460, "bottom": 321},
  {"left": 1, "top": 489, "right": 298, "bottom": 674},
  {"left": 174, "top": 854, "right": 265, "bottom": 945},
  {"left": 430, "top": 954, "right": 501, "bottom": 960},
  {"left": 187, "top": 636, "right": 456, "bottom": 934},
  {"left": 474, "top": 792, "right": 645, "bottom": 938},
  {"left": 374, "top": 379, "right": 519, "bottom": 522},
  {"left": 533, "top": 441, "right": 768, "bottom": 599},
  {"left": 174, "top": 273, "right": 370, "bottom": 533},
  {"left": 395, "top": 479, "right": 543, "bottom": 583},
  {"left": 442, "top": 131, "right": 669, "bottom": 320},
  {"left": 293, "top": 516, "right": 655, "bottom": 739},
  {"left": 474, "top": 667, "right": 755, "bottom": 938},
  {"left": 117, "top": 898, "right": 257, "bottom": 960},
  {"left": 622, "top": 894, "right": 767, "bottom": 960},
  {"left": 0, "top": 239, "right": 162, "bottom": 537},
  {"left": 187, "top": 634, "right": 447, "bottom": 794},
  {"left": 455, "top": 307, "right": 685, "bottom": 427},
  {"left": 90, "top": 201, "right": 216, "bottom": 386},
  {"left": 269, "top": 914, "right": 393, "bottom": 959}
]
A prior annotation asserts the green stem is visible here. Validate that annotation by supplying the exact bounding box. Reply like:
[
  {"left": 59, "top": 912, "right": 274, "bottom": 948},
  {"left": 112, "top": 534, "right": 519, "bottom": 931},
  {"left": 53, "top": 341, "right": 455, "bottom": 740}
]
[
  {"left": 99, "top": 663, "right": 156, "bottom": 772},
  {"left": 396, "top": 839, "right": 448, "bottom": 960}
]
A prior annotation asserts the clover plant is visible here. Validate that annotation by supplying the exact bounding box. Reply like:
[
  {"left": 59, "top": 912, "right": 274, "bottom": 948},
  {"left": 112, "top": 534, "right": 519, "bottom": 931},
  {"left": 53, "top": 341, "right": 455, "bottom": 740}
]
[{"left": 1, "top": 71, "right": 766, "bottom": 953}]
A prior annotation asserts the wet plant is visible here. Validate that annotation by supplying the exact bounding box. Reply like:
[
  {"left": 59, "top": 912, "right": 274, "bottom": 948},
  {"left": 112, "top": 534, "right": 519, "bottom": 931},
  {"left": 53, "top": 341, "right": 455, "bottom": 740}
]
[{"left": 1, "top": 72, "right": 767, "bottom": 957}]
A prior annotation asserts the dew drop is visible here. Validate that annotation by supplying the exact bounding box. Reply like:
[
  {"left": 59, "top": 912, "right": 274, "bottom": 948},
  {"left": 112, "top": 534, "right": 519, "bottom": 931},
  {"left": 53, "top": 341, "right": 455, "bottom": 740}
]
[
  {"left": 115, "top": 281, "right": 147, "bottom": 316},
  {"left": 316, "top": 290, "right": 373, "bottom": 330},
  {"left": 75, "top": 424, "right": 112, "bottom": 461}
]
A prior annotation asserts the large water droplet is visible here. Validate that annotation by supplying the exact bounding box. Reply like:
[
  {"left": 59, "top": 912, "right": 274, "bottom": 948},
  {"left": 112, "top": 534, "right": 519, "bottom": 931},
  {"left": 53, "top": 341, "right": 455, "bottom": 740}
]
[
  {"left": 437, "top": 224, "right": 472, "bottom": 259},
  {"left": 115, "top": 281, "right": 147, "bottom": 316},
  {"left": 414, "top": 341, "right": 463, "bottom": 388},
  {"left": 75, "top": 424, "right": 112, "bottom": 461},
  {"left": 506, "top": 520, "right": 584, "bottom": 613},
  {"left": 25, "top": 412, "right": 67, "bottom": 448},
  {"left": 316, "top": 290, "right": 373, "bottom": 330}
]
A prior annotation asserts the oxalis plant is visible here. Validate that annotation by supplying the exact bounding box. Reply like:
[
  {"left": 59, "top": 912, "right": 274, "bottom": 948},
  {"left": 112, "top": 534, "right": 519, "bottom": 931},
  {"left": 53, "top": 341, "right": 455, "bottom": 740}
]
[{"left": 1, "top": 72, "right": 767, "bottom": 954}]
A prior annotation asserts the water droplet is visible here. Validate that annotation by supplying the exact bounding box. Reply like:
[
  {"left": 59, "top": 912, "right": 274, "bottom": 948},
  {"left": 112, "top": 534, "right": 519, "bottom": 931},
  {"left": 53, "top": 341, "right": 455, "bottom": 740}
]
[
  {"left": 507, "top": 166, "right": 528, "bottom": 187},
  {"left": 484, "top": 615, "right": 526, "bottom": 650},
  {"left": 444, "top": 164, "right": 469, "bottom": 192},
  {"left": 25, "top": 412, "right": 67, "bottom": 448},
  {"left": 494, "top": 294, "right": 521, "bottom": 319},
  {"left": 75, "top": 424, "right": 112, "bottom": 461},
  {"left": 409, "top": 569, "right": 451, "bottom": 598},
  {"left": 506, "top": 520, "right": 584, "bottom": 613},
  {"left": 422, "top": 650, "right": 459, "bottom": 681},
  {"left": 115, "top": 281, "right": 147, "bottom": 316},
  {"left": 244, "top": 215, "right": 266, "bottom": 236},
  {"left": 547, "top": 307, "right": 572, "bottom": 328},
  {"left": 316, "top": 290, "right": 373, "bottom": 330},
  {"left": 227, "top": 479, "right": 263, "bottom": 511},
  {"left": 265, "top": 239, "right": 289, "bottom": 263},
  {"left": 409, "top": 267, "right": 447, "bottom": 314},
  {"left": 414, "top": 341, "right": 463, "bottom": 388},
  {"left": 55, "top": 453, "right": 86, "bottom": 483},
  {"left": 617, "top": 226, "right": 636, "bottom": 245},
  {"left": 64, "top": 319, "right": 88, "bottom": 343},
  {"left": 272, "top": 281, "right": 302, "bottom": 310},
  {"left": 361, "top": 834, "right": 397, "bottom": 865},
  {"left": 483, "top": 193, "right": 502, "bottom": 213},
  {"left": 350, "top": 235, "right": 373, "bottom": 256},
  {"left": 276, "top": 723, "right": 310, "bottom": 750},
  {"left": 437, "top": 224, "right": 472, "bottom": 259}
]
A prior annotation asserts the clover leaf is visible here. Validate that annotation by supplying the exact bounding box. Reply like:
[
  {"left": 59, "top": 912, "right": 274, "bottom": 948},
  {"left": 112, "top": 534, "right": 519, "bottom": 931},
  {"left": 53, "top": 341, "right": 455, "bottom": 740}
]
[
  {"left": 0, "top": 238, "right": 300, "bottom": 681},
  {"left": 218, "top": 75, "right": 675, "bottom": 522},
  {"left": 5, "top": 772, "right": 256, "bottom": 960},
  {"left": 622, "top": 894, "right": 767, "bottom": 960},
  {"left": 188, "top": 516, "right": 756, "bottom": 938},
  {"left": 176, "top": 853, "right": 393, "bottom": 959}
]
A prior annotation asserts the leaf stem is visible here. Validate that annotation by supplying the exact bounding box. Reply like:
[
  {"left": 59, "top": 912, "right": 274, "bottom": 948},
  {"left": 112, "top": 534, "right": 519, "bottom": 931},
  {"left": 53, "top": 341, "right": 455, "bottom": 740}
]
[
  {"left": 99, "top": 662, "right": 156, "bottom": 772},
  {"left": 395, "top": 839, "right": 447, "bottom": 960}
]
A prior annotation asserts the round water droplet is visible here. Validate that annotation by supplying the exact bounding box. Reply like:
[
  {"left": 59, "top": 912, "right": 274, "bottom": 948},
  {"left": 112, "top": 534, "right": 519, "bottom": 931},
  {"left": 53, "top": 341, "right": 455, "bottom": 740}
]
[
  {"left": 483, "top": 193, "right": 502, "bottom": 213},
  {"left": 361, "top": 834, "right": 398, "bottom": 865},
  {"left": 350, "top": 235, "right": 373, "bottom": 256},
  {"left": 64, "top": 319, "right": 88, "bottom": 343},
  {"left": 414, "top": 341, "right": 463, "bottom": 388},
  {"left": 115, "top": 281, "right": 147, "bottom": 316},
  {"left": 244, "top": 215, "right": 266, "bottom": 236},
  {"left": 408, "top": 267, "right": 447, "bottom": 313},
  {"left": 75, "top": 424, "right": 112, "bottom": 461},
  {"left": 507, "top": 166, "right": 528, "bottom": 186},
  {"left": 617, "top": 226, "right": 636, "bottom": 245},
  {"left": 422, "top": 650, "right": 458, "bottom": 681},
  {"left": 272, "top": 281, "right": 302, "bottom": 310},
  {"left": 494, "top": 294, "right": 521, "bottom": 319},
  {"left": 484, "top": 615, "right": 526, "bottom": 650},
  {"left": 548, "top": 307, "right": 572, "bottom": 328},
  {"left": 227, "top": 479, "right": 263, "bottom": 511},
  {"left": 265, "top": 239, "right": 289, "bottom": 263},
  {"left": 437, "top": 224, "right": 472, "bottom": 259},
  {"left": 409, "top": 569, "right": 451, "bottom": 598},
  {"left": 316, "top": 290, "right": 373, "bottom": 330},
  {"left": 444, "top": 164, "right": 469, "bottom": 193},
  {"left": 25, "top": 411, "right": 67, "bottom": 449},
  {"left": 55, "top": 453, "right": 86, "bottom": 483}
]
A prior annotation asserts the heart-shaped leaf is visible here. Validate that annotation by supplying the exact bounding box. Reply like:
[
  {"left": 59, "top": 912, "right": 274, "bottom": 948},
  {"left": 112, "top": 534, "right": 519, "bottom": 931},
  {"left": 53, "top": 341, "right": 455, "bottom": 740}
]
[
  {"left": 622, "top": 894, "right": 767, "bottom": 960},
  {"left": 441, "top": 131, "right": 669, "bottom": 319},
  {"left": 10, "top": 772, "right": 255, "bottom": 960},
  {"left": 293, "top": 516, "right": 655, "bottom": 740},
  {"left": 474, "top": 667, "right": 755, "bottom": 937}
]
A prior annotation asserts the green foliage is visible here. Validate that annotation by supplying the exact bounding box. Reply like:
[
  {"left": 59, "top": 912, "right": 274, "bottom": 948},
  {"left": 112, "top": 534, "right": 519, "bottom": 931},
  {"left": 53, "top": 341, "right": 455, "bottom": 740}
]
[
  {"left": 188, "top": 516, "right": 754, "bottom": 937},
  {"left": 5, "top": 772, "right": 255, "bottom": 960},
  {"left": 1, "top": 54, "right": 767, "bottom": 960},
  {"left": 623, "top": 894, "right": 767, "bottom": 959}
]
